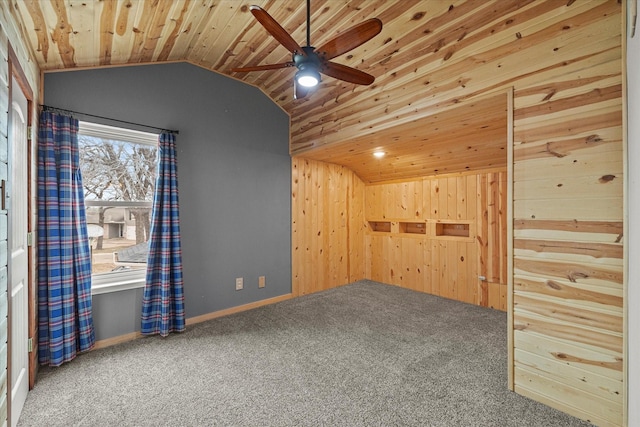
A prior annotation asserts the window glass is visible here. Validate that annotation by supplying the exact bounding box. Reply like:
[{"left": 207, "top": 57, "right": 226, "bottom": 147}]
[{"left": 78, "top": 121, "right": 158, "bottom": 288}]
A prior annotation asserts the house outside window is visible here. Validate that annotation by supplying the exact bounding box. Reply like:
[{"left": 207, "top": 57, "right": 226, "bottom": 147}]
[{"left": 78, "top": 121, "right": 158, "bottom": 294}]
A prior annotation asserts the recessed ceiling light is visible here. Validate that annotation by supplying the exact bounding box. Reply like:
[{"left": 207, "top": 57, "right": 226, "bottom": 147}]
[{"left": 373, "top": 150, "right": 385, "bottom": 158}]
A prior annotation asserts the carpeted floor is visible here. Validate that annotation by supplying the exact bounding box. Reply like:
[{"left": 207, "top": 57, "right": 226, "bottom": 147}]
[{"left": 18, "top": 281, "right": 593, "bottom": 426}]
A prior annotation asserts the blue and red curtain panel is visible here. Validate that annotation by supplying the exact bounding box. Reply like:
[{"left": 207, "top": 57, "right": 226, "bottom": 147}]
[
  {"left": 141, "top": 132, "right": 185, "bottom": 336},
  {"left": 37, "top": 110, "right": 95, "bottom": 366}
]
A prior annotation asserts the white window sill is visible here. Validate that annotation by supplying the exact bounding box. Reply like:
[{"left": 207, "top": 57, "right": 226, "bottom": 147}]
[
  {"left": 91, "top": 270, "right": 146, "bottom": 295},
  {"left": 91, "top": 280, "right": 145, "bottom": 295}
]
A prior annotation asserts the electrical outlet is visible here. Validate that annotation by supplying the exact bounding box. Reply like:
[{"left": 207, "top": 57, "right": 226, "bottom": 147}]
[
  {"left": 258, "top": 276, "right": 266, "bottom": 288},
  {"left": 235, "top": 277, "right": 243, "bottom": 290}
]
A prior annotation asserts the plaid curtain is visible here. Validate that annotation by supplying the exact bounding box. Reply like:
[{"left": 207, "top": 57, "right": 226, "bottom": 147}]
[
  {"left": 141, "top": 132, "right": 185, "bottom": 336},
  {"left": 37, "top": 110, "right": 95, "bottom": 366}
]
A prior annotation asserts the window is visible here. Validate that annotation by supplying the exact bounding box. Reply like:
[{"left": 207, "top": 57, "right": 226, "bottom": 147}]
[{"left": 78, "top": 121, "right": 158, "bottom": 294}]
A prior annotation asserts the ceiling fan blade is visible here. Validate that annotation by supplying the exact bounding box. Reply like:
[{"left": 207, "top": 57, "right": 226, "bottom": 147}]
[
  {"left": 315, "top": 18, "right": 383, "bottom": 60},
  {"left": 231, "top": 62, "right": 294, "bottom": 72},
  {"left": 294, "top": 80, "right": 312, "bottom": 100},
  {"left": 321, "top": 61, "right": 375, "bottom": 85},
  {"left": 250, "top": 5, "right": 305, "bottom": 55}
]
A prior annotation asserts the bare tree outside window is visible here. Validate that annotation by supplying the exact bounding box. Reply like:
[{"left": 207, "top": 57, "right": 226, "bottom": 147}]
[{"left": 78, "top": 126, "right": 157, "bottom": 276}]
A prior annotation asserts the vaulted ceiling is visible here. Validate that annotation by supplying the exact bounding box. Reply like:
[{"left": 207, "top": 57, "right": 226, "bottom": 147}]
[{"left": 9, "top": 0, "right": 592, "bottom": 183}]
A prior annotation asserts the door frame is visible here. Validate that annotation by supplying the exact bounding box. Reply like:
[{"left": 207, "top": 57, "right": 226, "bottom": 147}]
[{"left": 6, "top": 43, "right": 34, "bottom": 426}]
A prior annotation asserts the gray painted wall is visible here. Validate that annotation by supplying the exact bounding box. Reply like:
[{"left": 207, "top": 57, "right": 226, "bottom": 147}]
[{"left": 44, "top": 62, "right": 291, "bottom": 341}]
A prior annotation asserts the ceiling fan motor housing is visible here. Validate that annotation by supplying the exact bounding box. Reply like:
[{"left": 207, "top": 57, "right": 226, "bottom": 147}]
[{"left": 294, "top": 47, "right": 323, "bottom": 69}]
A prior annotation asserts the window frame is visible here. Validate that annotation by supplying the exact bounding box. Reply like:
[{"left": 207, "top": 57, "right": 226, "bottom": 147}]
[{"left": 78, "top": 121, "right": 158, "bottom": 295}]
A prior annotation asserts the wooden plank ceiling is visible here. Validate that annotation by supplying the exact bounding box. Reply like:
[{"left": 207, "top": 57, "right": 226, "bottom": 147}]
[{"left": 11, "top": 0, "right": 524, "bottom": 182}]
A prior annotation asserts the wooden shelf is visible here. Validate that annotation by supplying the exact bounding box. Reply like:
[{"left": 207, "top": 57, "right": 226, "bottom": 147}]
[
  {"left": 366, "top": 219, "right": 473, "bottom": 241},
  {"left": 435, "top": 222, "right": 469, "bottom": 237},
  {"left": 399, "top": 221, "right": 426, "bottom": 235},
  {"left": 368, "top": 221, "right": 391, "bottom": 233}
]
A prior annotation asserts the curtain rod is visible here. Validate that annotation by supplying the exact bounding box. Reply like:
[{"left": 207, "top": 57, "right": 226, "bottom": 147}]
[{"left": 40, "top": 105, "right": 179, "bottom": 135}]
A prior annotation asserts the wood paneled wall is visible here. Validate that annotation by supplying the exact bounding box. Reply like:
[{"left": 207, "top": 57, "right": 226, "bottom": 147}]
[
  {"left": 511, "top": 13, "right": 624, "bottom": 426},
  {"left": 364, "top": 171, "right": 507, "bottom": 310},
  {"left": 291, "top": 157, "right": 365, "bottom": 296}
]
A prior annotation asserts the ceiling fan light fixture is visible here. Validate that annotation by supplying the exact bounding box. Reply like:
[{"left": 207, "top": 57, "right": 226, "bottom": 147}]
[{"left": 296, "top": 63, "right": 320, "bottom": 87}]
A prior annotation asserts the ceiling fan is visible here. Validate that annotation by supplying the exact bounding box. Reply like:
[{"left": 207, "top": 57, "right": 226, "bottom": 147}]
[{"left": 231, "top": 0, "right": 383, "bottom": 99}]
